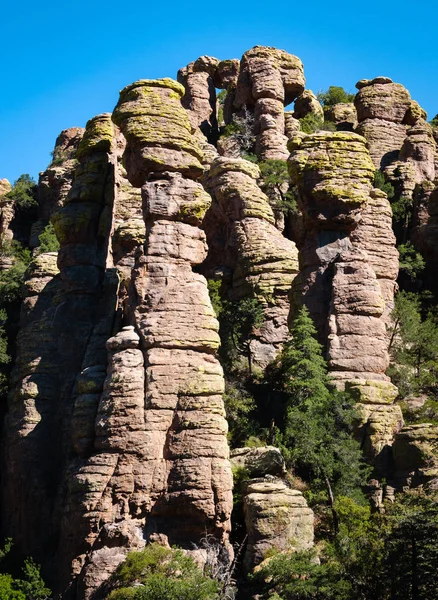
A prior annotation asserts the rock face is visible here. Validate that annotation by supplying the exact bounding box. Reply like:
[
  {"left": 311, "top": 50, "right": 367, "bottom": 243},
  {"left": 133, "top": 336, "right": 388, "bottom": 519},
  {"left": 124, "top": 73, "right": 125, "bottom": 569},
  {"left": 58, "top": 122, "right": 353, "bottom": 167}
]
[
  {"left": 178, "top": 58, "right": 218, "bottom": 141},
  {"left": 288, "top": 131, "right": 401, "bottom": 462},
  {"left": 204, "top": 156, "right": 299, "bottom": 367},
  {"left": 230, "top": 447, "right": 313, "bottom": 572},
  {"left": 324, "top": 102, "right": 357, "bottom": 131},
  {"left": 0, "top": 179, "right": 13, "bottom": 243},
  {"left": 2, "top": 113, "right": 118, "bottom": 599},
  {"left": 393, "top": 424, "right": 438, "bottom": 490},
  {"left": 111, "top": 76, "right": 232, "bottom": 580},
  {"left": 233, "top": 46, "right": 305, "bottom": 160},
  {"left": 293, "top": 90, "right": 324, "bottom": 120},
  {"left": 355, "top": 77, "right": 413, "bottom": 169},
  {"left": 113, "top": 78, "right": 204, "bottom": 186},
  {"left": 35, "top": 127, "right": 85, "bottom": 245}
]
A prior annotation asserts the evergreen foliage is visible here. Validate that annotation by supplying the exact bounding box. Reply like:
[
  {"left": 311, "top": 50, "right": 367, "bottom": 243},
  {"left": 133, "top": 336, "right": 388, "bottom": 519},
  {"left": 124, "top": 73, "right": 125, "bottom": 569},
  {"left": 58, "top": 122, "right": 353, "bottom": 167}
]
[
  {"left": 258, "top": 160, "right": 298, "bottom": 215},
  {"left": 37, "top": 222, "right": 60, "bottom": 254},
  {"left": 388, "top": 291, "right": 438, "bottom": 398},
  {"left": 5, "top": 175, "right": 37, "bottom": 210},
  {"left": 299, "top": 114, "right": 336, "bottom": 134},
  {"left": 373, "top": 170, "right": 395, "bottom": 199},
  {"left": 0, "top": 539, "right": 50, "bottom": 600},
  {"left": 397, "top": 242, "right": 425, "bottom": 280},
  {"left": 251, "top": 491, "right": 438, "bottom": 600},
  {"left": 270, "top": 307, "right": 370, "bottom": 530},
  {"left": 317, "top": 86, "right": 355, "bottom": 107}
]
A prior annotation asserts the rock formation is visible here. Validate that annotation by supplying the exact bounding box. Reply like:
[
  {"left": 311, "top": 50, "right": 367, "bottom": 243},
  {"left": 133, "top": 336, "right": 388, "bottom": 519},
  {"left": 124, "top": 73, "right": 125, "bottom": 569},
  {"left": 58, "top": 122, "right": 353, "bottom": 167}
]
[
  {"left": 324, "top": 102, "right": 357, "bottom": 131},
  {"left": 0, "top": 179, "right": 13, "bottom": 243},
  {"left": 230, "top": 447, "right": 314, "bottom": 571},
  {"left": 204, "top": 156, "right": 299, "bottom": 367},
  {"left": 2, "top": 44, "right": 438, "bottom": 599},
  {"left": 393, "top": 424, "right": 438, "bottom": 491},
  {"left": 232, "top": 46, "right": 305, "bottom": 161},
  {"left": 355, "top": 77, "right": 412, "bottom": 169},
  {"left": 288, "top": 131, "right": 402, "bottom": 462},
  {"left": 33, "top": 127, "right": 85, "bottom": 246}
]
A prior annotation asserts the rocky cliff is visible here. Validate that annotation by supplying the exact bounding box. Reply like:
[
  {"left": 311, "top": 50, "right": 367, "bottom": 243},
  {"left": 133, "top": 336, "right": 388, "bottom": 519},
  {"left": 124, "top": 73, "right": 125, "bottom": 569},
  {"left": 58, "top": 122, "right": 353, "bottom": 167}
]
[{"left": 1, "top": 44, "right": 437, "bottom": 599}]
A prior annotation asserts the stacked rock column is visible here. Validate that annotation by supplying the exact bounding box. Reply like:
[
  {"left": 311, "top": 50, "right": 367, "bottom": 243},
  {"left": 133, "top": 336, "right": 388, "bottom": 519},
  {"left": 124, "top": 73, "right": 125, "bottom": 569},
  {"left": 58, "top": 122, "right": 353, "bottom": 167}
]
[
  {"left": 205, "top": 156, "right": 299, "bottom": 367},
  {"left": 233, "top": 46, "right": 305, "bottom": 161},
  {"left": 113, "top": 77, "right": 233, "bottom": 554},
  {"left": 288, "top": 131, "right": 402, "bottom": 464}
]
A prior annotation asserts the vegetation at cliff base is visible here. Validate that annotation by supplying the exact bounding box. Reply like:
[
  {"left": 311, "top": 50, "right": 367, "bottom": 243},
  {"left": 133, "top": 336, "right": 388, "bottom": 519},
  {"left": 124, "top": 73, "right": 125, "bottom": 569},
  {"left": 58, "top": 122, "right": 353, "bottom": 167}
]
[
  {"left": 107, "top": 544, "right": 220, "bottom": 600},
  {"left": 0, "top": 539, "right": 50, "bottom": 600},
  {"left": 251, "top": 492, "right": 438, "bottom": 600}
]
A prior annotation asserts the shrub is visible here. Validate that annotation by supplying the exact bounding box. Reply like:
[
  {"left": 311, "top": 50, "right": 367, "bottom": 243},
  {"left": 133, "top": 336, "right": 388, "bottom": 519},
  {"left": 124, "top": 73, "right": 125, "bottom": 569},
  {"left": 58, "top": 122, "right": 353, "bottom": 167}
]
[
  {"left": 398, "top": 242, "right": 425, "bottom": 280},
  {"left": 108, "top": 544, "right": 219, "bottom": 600},
  {"left": 373, "top": 171, "right": 395, "bottom": 199},
  {"left": 299, "top": 114, "right": 336, "bottom": 133},
  {"left": 37, "top": 222, "right": 60, "bottom": 254},
  {"left": 5, "top": 175, "right": 37, "bottom": 210},
  {"left": 258, "top": 159, "right": 298, "bottom": 215},
  {"left": 317, "top": 86, "right": 355, "bottom": 107}
]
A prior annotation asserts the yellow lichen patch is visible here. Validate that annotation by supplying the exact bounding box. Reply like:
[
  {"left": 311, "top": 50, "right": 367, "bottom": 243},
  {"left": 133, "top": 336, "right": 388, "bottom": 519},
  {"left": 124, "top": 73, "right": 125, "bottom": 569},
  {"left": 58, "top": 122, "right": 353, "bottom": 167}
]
[{"left": 76, "top": 114, "right": 114, "bottom": 160}]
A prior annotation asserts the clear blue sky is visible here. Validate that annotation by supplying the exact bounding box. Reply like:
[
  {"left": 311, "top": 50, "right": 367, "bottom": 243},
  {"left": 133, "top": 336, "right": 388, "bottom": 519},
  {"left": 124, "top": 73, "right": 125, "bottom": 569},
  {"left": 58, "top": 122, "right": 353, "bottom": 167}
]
[{"left": 1, "top": 0, "right": 437, "bottom": 184}]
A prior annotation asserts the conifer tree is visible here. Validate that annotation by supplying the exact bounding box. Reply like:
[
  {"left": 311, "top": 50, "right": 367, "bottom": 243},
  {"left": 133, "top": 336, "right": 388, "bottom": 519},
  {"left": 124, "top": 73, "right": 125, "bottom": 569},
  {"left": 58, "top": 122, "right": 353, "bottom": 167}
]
[{"left": 274, "top": 307, "right": 369, "bottom": 532}]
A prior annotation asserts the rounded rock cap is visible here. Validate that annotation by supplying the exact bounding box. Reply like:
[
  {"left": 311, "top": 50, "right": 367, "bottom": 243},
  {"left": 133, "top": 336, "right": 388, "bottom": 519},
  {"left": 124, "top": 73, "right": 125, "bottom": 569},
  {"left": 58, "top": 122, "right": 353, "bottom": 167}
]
[{"left": 119, "top": 77, "right": 185, "bottom": 98}]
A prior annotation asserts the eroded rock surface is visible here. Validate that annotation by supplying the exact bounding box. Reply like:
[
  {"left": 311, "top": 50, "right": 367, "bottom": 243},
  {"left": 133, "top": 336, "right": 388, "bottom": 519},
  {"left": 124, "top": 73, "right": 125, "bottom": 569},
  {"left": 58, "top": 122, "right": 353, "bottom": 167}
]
[
  {"left": 205, "top": 156, "right": 299, "bottom": 366},
  {"left": 288, "top": 131, "right": 401, "bottom": 461},
  {"left": 232, "top": 46, "right": 305, "bottom": 160}
]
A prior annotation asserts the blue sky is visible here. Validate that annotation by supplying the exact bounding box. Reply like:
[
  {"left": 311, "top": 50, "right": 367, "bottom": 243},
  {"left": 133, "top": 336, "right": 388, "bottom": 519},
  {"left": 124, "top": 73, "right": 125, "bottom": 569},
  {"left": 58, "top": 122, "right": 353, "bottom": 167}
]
[{"left": 1, "top": 0, "right": 437, "bottom": 184}]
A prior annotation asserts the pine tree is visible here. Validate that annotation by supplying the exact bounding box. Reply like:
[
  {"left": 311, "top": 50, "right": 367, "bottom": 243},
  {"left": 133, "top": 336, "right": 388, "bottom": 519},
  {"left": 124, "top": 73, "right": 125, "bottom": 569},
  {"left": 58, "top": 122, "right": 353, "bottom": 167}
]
[{"left": 274, "top": 307, "right": 370, "bottom": 533}]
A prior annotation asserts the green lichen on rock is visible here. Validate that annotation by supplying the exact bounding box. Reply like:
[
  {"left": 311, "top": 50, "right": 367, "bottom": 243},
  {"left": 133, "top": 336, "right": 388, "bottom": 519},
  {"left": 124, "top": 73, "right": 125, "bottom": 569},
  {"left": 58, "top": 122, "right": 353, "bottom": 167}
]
[
  {"left": 76, "top": 113, "right": 114, "bottom": 160},
  {"left": 288, "top": 131, "right": 375, "bottom": 206},
  {"left": 345, "top": 379, "right": 399, "bottom": 405}
]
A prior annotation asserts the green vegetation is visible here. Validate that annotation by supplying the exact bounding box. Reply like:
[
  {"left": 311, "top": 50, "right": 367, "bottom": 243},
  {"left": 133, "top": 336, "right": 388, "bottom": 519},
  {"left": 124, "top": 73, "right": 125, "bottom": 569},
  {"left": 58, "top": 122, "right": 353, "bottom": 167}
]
[
  {"left": 269, "top": 307, "right": 370, "bottom": 530},
  {"left": 398, "top": 242, "right": 425, "bottom": 280},
  {"left": 0, "top": 539, "right": 51, "bottom": 600},
  {"left": 251, "top": 491, "right": 438, "bottom": 600},
  {"left": 108, "top": 544, "right": 220, "bottom": 600},
  {"left": 258, "top": 160, "right": 298, "bottom": 215},
  {"left": 0, "top": 238, "right": 31, "bottom": 397},
  {"left": 299, "top": 114, "right": 336, "bottom": 134},
  {"left": 430, "top": 114, "right": 438, "bottom": 128},
  {"left": 373, "top": 170, "right": 395, "bottom": 199},
  {"left": 208, "top": 279, "right": 264, "bottom": 377},
  {"left": 4, "top": 175, "right": 37, "bottom": 211},
  {"left": 317, "top": 86, "right": 355, "bottom": 107},
  {"left": 37, "top": 222, "right": 60, "bottom": 254},
  {"left": 388, "top": 291, "right": 438, "bottom": 399},
  {"left": 217, "top": 90, "right": 227, "bottom": 124}
]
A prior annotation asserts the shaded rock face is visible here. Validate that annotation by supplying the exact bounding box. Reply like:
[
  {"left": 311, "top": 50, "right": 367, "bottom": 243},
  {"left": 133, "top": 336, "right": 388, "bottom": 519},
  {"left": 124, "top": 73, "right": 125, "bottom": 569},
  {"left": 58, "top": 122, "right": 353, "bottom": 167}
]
[
  {"left": 2, "top": 113, "right": 118, "bottom": 597},
  {"left": 293, "top": 90, "right": 323, "bottom": 120},
  {"left": 324, "top": 102, "right": 357, "bottom": 131},
  {"left": 393, "top": 424, "right": 438, "bottom": 491},
  {"left": 288, "top": 131, "right": 401, "bottom": 461},
  {"left": 412, "top": 187, "right": 438, "bottom": 292},
  {"left": 232, "top": 46, "right": 305, "bottom": 160},
  {"left": 204, "top": 157, "right": 299, "bottom": 367},
  {"left": 230, "top": 448, "right": 313, "bottom": 572}
]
